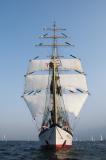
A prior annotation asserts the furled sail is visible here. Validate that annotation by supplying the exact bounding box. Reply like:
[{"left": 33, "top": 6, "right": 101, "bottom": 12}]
[
  {"left": 63, "top": 93, "right": 88, "bottom": 117},
  {"left": 27, "top": 58, "right": 83, "bottom": 73},
  {"left": 23, "top": 93, "right": 46, "bottom": 119}
]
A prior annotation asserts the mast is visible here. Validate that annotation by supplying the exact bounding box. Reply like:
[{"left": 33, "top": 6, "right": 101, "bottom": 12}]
[
  {"left": 52, "top": 22, "right": 57, "bottom": 124},
  {"left": 34, "top": 23, "right": 75, "bottom": 125}
]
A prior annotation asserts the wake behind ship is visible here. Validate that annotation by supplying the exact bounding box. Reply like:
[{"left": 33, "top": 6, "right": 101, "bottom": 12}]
[{"left": 22, "top": 23, "right": 89, "bottom": 149}]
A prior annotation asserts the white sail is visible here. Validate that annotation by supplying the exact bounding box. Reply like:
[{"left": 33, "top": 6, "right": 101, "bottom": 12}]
[
  {"left": 24, "top": 74, "right": 49, "bottom": 93},
  {"left": 59, "top": 74, "right": 87, "bottom": 91},
  {"left": 60, "top": 59, "right": 83, "bottom": 72},
  {"left": 63, "top": 93, "right": 88, "bottom": 117},
  {"left": 23, "top": 93, "right": 46, "bottom": 118},
  {"left": 24, "top": 73, "right": 87, "bottom": 93},
  {"left": 27, "top": 58, "right": 83, "bottom": 73},
  {"left": 27, "top": 59, "right": 50, "bottom": 73},
  {"left": 100, "top": 135, "right": 103, "bottom": 141}
]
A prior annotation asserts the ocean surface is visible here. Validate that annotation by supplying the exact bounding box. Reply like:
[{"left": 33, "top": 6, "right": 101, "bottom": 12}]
[{"left": 0, "top": 141, "right": 106, "bottom": 160}]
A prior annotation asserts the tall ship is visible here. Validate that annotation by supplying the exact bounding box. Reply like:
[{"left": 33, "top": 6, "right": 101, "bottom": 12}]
[{"left": 22, "top": 23, "right": 89, "bottom": 149}]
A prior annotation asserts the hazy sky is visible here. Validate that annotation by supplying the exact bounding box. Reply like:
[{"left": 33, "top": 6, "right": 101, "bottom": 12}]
[{"left": 0, "top": 0, "right": 106, "bottom": 140}]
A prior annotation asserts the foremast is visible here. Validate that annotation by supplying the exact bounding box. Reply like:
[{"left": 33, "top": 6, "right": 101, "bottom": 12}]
[
  {"left": 36, "top": 22, "right": 72, "bottom": 126},
  {"left": 52, "top": 53, "right": 57, "bottom": 124},
  {"left": 52, "top": 22, "right": 58, "bottom": 124}
]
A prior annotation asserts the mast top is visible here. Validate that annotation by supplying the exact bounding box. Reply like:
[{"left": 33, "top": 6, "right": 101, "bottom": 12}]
[
  {"left": 43, "top": 22, "right": 66, "bottom": 32},
  {"left": 35, "top": 23, "right": 74, "bottom": 47}
]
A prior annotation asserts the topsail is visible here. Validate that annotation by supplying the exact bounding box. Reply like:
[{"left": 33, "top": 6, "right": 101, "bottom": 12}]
[{"left": 27, "top": 58, "right": 83, "bottom": 73}]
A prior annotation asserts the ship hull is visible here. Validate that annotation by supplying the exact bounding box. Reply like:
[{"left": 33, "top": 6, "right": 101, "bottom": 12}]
[{"left": 39, "top": 125, "right": 72, "bottom": 150}]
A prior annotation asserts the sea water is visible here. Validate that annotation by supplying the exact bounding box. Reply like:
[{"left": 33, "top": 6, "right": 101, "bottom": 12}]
[{"left": 0, "top": 141, "right": 106, "bottom": 160}]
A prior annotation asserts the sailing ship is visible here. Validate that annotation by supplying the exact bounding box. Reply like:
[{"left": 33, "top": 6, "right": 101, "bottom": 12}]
[
  {"left": 100, "top": 135, "right": 103, "bottom": 141},
  {"left": 91, "top": 136, "right": 95, "bottom": 142},
  {"left": 22, "top": 23, "right": 89, "bottom": 149}
]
